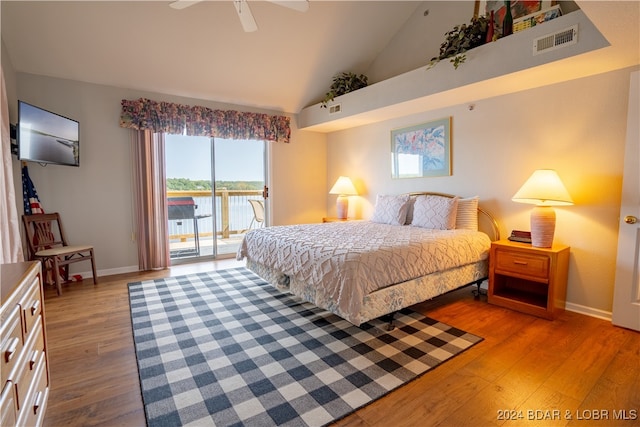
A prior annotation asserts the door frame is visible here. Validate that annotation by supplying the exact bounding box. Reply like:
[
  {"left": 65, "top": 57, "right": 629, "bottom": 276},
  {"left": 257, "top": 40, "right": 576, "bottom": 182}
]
[{"left": 612, "top": 70, "right": 640, "bottom": 331}]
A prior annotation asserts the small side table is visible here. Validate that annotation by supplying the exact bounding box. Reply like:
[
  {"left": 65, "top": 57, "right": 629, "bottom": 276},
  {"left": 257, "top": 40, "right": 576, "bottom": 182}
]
[
  {"left": 322, "top": 217, "right": 353, "bottom": 223},
  {"left": 488, "top": 240, "right": 570, "bottom": 319}
]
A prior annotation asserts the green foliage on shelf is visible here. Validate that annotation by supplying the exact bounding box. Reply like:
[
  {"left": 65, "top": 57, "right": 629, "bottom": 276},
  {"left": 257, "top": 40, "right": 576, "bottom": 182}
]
[
  {"left": 320, "top": 72, "right": 369, "bottom": 108},
  {"left": 429, "top": 15, "right": 491, "bottom": 70}
]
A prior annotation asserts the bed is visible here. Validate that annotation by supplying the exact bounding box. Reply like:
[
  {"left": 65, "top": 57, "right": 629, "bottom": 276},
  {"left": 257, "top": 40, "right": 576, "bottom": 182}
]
[{"left": 236, "top": 192, "right": 500, "bottom": 326}]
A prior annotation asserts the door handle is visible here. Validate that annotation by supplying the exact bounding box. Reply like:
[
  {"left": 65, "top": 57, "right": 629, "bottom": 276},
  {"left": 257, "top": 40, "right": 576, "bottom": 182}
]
[{"left": 624, "top": 215, "right": 637, "bottom": 224}]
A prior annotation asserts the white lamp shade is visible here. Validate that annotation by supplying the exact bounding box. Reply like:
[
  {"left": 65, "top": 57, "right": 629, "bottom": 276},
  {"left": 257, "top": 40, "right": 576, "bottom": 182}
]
[
  {"left": 329, "top": 176, "right": 357, "bottom": 196},
  {"left": 512, "top": 169, "right": 573, "bottom": 206}
]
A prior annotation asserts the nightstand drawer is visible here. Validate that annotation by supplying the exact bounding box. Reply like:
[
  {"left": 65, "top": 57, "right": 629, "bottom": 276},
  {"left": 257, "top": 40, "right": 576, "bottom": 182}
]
[
  {"left": 495, "top": 249, "right": 549, "bottom": 280},
  {"left": 489, "top": 240, "right": 570, "bottom": 320}
]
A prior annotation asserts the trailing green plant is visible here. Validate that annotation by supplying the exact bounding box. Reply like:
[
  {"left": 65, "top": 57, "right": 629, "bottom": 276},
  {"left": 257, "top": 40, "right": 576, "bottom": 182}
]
[
  {"left": 320, "top": 72, "right": 368, "bottom": 108},
  {"left": 428, "top": 15, "right": 490, "bottom": 70}
]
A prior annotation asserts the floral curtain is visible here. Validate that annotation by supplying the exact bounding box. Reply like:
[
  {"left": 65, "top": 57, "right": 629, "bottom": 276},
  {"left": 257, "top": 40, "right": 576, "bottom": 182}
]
[{"left": 120, "top": 98, "right": 291, "bottom": 143}]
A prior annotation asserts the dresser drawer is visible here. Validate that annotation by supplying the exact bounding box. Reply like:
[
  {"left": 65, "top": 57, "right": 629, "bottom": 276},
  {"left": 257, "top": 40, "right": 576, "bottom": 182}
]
[
  {"left": 0, "top": 381, "right": 17, "bottom": 427},
  {"left": 14, "top": 319, "right": 45, "bottom": 413},
  {"left": 494, "top": 249, "right": 549, "bottom": 280},
  {"left": 15, "top": 352, "right": 48, "bottom": 427},
  {"left": 1, "top": 306, "right": 23, "bottom": 385},
  {"left": 19, "top": 276, "right": 42, "bottom": 336}
]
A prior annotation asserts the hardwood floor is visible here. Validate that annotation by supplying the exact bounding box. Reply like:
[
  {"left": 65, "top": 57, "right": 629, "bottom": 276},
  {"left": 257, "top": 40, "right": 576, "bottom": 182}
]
[{"left": 41, "top": 260, "right": 639, "bottom": 427}]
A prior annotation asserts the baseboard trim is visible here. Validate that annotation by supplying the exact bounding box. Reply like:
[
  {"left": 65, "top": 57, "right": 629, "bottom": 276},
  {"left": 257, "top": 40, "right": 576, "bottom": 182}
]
[
  {"left": 482, "top": 281, "right": 612, "bottom": 322},
  {"left": 76, "top": 265, "right": 140, "bottom": 279},
  {"left": 565, "top": 302, "right": 612, "bottom": 322}
]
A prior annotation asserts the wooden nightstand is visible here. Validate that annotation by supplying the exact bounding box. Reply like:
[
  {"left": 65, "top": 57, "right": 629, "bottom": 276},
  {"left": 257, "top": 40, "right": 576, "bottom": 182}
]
[
  {"left": 322, "top": 217, "right": 352, "bottom": 223},
  {"left": 488, "top": 240, "right": 570, "bottom": 319}
]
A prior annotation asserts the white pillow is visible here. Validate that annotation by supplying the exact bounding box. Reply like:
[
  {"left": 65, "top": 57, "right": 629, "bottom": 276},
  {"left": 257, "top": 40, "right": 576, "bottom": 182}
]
[
  {"left": 411, "top": 195, "right": 459, "bottom": 230},
  {"left": 456, "top": 196, "right": 479, "bottom": 231},
  {"left": 371, "top": 194, "right": 411, "bottom": 226}
]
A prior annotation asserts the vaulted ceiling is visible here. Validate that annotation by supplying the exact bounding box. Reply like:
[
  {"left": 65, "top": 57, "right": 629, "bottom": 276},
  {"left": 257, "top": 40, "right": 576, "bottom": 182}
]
[
  {"left": 1, "top": 1, "right": 638, "bottom": 115},
  {"left": 1, "top": 0, "right": 422, "bottom": 113}
]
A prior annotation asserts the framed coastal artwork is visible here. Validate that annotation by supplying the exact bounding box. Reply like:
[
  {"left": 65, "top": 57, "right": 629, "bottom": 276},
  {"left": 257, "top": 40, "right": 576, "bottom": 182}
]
[{"left": 391, "top": 117, "right": 452, "bottom": 179}]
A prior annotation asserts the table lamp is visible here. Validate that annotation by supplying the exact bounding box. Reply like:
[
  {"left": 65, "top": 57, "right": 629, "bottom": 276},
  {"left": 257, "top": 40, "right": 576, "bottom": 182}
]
[
  {"left": 329, "top": 176, "right": 357, "bottom": 220},
  {"left": 512, "top": 169, "right": 573, "bottom": 248}
]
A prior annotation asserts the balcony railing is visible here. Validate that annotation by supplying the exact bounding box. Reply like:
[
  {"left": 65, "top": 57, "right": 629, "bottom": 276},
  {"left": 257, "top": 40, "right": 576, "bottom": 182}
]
[{"left": 167, "top": 189, "right": 263, "bottom": 242}]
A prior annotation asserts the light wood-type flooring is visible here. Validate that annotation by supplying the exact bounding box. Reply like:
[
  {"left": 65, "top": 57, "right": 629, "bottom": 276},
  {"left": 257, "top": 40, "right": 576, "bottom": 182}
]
[{"left": 41, "top": 259, "right": 639, "bottom": 427}]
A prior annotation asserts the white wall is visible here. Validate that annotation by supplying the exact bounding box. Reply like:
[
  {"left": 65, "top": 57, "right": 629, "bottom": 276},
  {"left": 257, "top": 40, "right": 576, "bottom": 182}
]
[
  {"left": 9, "top": 73, "right": 327, "bottom": 275},
  {"left": 327, "top": 66, "right": 637, "bottom": 316},
  {"left": 366, "top": 1, "right": 472, "bottom": 83},
  {"left": 1, "top": 39, "right": 17, "bottom": 115}
]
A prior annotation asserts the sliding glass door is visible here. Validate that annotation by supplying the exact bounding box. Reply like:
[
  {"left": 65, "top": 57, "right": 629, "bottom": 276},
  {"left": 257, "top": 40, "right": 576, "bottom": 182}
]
[{"left": 165, "top": 135, "right": 267, "bottom": 263}]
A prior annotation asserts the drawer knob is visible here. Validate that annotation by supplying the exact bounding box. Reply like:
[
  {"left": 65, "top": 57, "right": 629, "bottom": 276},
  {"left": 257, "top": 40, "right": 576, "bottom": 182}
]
[
  {"left": 513, "top": 260, "right": 528, "bottom": 266},
  {"left": 33, "top": 390, "right": 44, "bottom": 415},
  {"left": 30, "top": 349, "right": 40, "bottom": 370},
  {"left": 4, "top": 337, "right": 19, "bottom": 362},
  {"left": 30, "top": 299, "right": 41, "bottom": 316}
]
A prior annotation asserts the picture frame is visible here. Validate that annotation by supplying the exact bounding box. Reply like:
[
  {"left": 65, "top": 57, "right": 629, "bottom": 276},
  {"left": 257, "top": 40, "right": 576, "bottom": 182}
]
[
  {"left": 391, "top": 117, "right": 452, "bottom": 179},
  {"left": 474, "top": 1, "right": 556, "bottom": 22}
]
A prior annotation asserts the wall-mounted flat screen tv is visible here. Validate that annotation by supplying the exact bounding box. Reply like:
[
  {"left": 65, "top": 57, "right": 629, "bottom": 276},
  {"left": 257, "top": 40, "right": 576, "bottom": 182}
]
[{"left": 18, "top": 101, "right": 80, "bottom": 167}]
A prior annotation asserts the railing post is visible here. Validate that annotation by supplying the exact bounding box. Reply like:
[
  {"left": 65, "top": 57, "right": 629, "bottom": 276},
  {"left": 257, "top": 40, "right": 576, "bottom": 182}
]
[{"left": 221, "top": 189, "right": 230, "bottom": 239}]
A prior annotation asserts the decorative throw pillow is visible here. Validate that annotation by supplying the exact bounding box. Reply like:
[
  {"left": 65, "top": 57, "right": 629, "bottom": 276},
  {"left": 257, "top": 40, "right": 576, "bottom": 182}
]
[
  {"left": 370, "top": 194, "right": 411, "bottom": 226},
  {"left": 456, "top": 196, "right": 479, "bottom": 231},
  {"left": 411, "top": 195, "right": 459, "bottom": 230}
]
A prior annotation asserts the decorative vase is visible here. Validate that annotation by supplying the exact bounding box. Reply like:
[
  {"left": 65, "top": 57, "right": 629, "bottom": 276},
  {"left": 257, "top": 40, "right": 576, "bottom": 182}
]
[
  {"left": 502, "top": 1, "right": 513, "bottom": 36},
  {"left": 486, "top": 10, "right": 495, "bottom": 43}
]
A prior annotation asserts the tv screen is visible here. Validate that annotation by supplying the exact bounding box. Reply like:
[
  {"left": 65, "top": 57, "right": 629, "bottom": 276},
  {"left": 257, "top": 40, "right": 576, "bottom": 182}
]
[{"left": 18, "top": 101, "right": 79, "bottom": 167}]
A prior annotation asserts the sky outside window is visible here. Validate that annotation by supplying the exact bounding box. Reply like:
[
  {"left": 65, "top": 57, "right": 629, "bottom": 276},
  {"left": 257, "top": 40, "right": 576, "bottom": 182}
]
[{"left": 165, "top": 135, "right": 264, "bottom": 181}]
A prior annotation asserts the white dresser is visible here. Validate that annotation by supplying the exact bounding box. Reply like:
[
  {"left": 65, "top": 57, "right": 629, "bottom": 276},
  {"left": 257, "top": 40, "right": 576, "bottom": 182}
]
[{"left": 1, "top": 262, "right": 50, "bottom": 427}]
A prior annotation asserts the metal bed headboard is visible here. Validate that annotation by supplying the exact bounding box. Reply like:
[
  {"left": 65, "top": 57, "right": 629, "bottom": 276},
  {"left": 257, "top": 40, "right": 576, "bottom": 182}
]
[{"left": 406, "top": 192, "right": 501, "bottom": 241}]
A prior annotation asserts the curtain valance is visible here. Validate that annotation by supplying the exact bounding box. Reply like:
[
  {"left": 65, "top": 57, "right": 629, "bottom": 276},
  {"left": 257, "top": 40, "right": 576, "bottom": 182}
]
[{"left": 120, "top": 98, "right": 290, "bottom": 143}]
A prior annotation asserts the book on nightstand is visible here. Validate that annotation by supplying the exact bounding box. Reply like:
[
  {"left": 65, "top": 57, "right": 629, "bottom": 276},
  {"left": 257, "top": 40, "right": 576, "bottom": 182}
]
[{"left": 508, "top": 230, "right": 532, "bottom": 243}]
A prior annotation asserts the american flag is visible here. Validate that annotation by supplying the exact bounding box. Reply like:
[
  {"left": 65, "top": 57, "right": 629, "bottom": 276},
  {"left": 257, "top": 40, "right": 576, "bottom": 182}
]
[{"left": 22, "top": 164, "right": 44, "bottom": 215}]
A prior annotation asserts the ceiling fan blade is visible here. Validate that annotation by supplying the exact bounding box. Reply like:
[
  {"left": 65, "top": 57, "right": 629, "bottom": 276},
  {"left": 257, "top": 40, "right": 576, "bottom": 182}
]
[
  {"left": 169, "top": 0, "right": 204, "bottom": 10},
  {"left": 233, "top": 0, "right": 258, "bottom": 33},
  {"left": 267, "top": 0, "right": 309, "bottom": 13}
]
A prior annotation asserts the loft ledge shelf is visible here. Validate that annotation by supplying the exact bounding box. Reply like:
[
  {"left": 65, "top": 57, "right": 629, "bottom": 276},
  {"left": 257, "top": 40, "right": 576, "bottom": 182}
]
[{"left": 298, "top": 10, "right": 609, "bottom": 133}]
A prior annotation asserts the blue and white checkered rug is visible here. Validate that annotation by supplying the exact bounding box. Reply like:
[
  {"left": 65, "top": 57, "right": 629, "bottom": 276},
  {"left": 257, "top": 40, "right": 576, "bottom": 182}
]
[{"left": 128, "top": 267, "right": 482, "bottom": 427}]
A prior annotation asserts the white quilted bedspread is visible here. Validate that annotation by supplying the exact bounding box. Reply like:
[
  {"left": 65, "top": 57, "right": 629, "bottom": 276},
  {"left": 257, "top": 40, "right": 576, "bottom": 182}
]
[{"left": 237, "top": 221, "right": 490, "bottom": 323}]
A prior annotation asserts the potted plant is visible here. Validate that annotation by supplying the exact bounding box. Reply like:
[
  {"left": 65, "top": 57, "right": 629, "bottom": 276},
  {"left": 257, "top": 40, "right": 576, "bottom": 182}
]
[
  {"left": 429, "top": 15, "right": 490, "bottom": 69},
  {"left": 321, "top": 72, "right": 368, "bottom": 108}
]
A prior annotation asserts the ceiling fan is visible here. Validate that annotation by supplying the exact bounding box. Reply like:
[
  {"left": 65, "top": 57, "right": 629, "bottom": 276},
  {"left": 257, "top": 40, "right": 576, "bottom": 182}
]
[{"left": 169, "top": 0, "right": 309, "bottom": 33}]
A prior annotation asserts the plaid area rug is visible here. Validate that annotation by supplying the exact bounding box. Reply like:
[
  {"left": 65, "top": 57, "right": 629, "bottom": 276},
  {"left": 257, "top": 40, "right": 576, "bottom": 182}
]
[{"left": 128, "top": 267, "right": 482, "bottom": 427}]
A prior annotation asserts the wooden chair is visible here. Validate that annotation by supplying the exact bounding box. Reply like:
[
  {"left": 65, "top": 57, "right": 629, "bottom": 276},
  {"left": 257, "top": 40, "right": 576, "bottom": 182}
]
[{"left": 22, "top": 213, "right": 97, "bottom": 295}]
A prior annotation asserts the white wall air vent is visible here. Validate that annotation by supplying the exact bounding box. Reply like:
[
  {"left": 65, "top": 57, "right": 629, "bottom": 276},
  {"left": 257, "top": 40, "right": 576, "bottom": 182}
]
[
  {"left": 329, "top": 104, "right": 341, "bottom": 114},
  {"left": 533, "top": 24, "right": 578, "bottom": 55}
]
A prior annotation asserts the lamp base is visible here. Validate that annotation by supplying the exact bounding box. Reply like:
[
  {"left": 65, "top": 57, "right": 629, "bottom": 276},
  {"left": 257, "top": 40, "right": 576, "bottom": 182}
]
[
  {"left": 336, "top": 196, "right": 349, "bottom": 220},
  {"left": 530, "top": 206, "right": 556, "bottom": 248}
]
